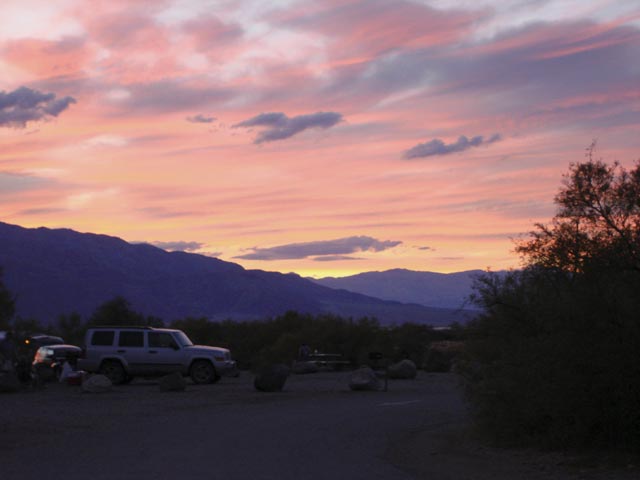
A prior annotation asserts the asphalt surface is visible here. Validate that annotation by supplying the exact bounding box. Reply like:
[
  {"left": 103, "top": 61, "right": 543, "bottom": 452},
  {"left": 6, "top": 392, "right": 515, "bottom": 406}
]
[{"left": 0, "top": 371, "right": 466, "bottom": 480}]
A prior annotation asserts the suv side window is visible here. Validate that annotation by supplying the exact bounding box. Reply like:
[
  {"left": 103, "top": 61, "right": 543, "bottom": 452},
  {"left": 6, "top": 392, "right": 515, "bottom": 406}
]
[
  {"left": 118, "top": 331, "right": 144, "bottom": 348},
  {"left": 148, "top": 332, "right": 177, "bottom": 349},
  {"left": 91, "top": 330, "right": 115, "bottom": 346}
]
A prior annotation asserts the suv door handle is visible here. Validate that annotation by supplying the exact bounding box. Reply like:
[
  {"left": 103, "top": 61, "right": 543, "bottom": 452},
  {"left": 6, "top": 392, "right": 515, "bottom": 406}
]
[
  {"left": 117, "top": 349, "right": 126, "bottom": 353},
  {"left": 148, "top": 350, "right": 158, "bottom": 354}
]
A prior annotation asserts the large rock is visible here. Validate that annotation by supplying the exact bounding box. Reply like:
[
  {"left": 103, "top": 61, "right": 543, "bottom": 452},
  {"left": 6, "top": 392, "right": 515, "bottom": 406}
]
[
  {"left": 387, "top": 359, "right": 417, "bottom": 379},
  {"left": 254, "top": 364, "right": 290, "bottom": 392},
  {"left": 159, "top": 372, "right": 187, "bottom": 392},
  {"left": 292, "top": 361, "right": 319, "bottom": 375},
  {"left": 82, "top": 374, "right": 113, "bottom": 393},
  {"left": 0, "top": 372, "right": 21, "bottom": 393},
  {"left": 348, "top": 366, "right": 381, "bottom": 391}
]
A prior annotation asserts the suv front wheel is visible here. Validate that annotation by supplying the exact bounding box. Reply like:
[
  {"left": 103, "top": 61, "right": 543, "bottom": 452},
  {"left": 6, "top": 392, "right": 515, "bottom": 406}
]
[
  {"left": 100, "top": 360, "right": 127, "bottom": 385},
  {"left": 190, "top": 360, "right": 217, "bottom": 384}
]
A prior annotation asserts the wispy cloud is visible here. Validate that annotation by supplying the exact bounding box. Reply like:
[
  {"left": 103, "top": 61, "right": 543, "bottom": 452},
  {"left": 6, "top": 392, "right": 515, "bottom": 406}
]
[
  {"left": 233, "top": 111, "right": 343, "bottom": 143},
  {"left": 113, "top": 81, "right": 230, "bottom": 113},
  {"left": 0, "top": 171, "right": 53, "bottom": 194},
  {"left": 235, "top": 236, "right": 401, "bottom": 261},
  {"left": 312, "top": 255, "right": 364, "bottom": 262},
  {"left": 149, "top": 240, "right": 204, "bottom": 252},
  {"left": 17, "top": 207, "right": 67, "bottom": 216},
  {"left": 82, "top": 134, "right": 129, "bottom": 148},
  {"left": 0, "top": 86, "right": 75, "bottom": 128},
  {"left": 186, "top": 114, "right": 216, "bottom": 123},
  {"left": 404, "top": 134, "right": 502, "bottom": 159}
]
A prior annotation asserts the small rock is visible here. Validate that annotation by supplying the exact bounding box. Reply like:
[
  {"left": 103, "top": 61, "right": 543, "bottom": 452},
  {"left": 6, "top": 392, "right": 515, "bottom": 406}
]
[
  {"left": 254, "top": 364, "right": 289, "bottom": 392},
  {"left": 159, "top": 372, "right": 187, "bottom": 392},
  {"left": 349, "top": 366, "right": 381, "bottom": 391},
  {"left": 82, "top": 374, "right": 113, "bottom": 393},
  {"left": 387, "top": 359, "right": 417, "bottom": 379}
]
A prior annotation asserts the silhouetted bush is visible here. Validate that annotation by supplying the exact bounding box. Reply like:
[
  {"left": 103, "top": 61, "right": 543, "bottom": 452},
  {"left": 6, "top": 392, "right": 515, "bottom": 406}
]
[
  {"left": 462, "top": 151, "right": 640, "bottom": 451},
  {"left": 171, "top": 311, "right": 453, "bottom": 371},
  {"left": 0, "top": 268, "right": 15, "bottom": 331}
]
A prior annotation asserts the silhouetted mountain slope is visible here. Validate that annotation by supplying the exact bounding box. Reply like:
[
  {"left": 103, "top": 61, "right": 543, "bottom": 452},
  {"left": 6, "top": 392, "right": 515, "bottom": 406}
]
[
  {"left": 312, "top": 268, "right": 486, "bottom": 310},
  {"left": 0, "top": 222, "right": 475, "bottom": 326}
]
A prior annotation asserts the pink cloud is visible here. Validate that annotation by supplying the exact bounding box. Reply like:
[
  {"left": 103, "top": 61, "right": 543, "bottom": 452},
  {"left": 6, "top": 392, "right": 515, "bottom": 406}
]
[
  {"left": 277, "top": 0, "right": 481, "bottom": 60},
  {"left": 180, "top": 15, "right": 244, "bottom": 52},
  {"left": 2, "top": 36, "right": 90, "bottom": 78}
]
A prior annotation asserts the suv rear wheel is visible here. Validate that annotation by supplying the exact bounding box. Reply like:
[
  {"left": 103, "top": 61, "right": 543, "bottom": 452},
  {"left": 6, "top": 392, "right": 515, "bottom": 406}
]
[
  {"left": 100, "top": 360, "right": 126, "bottom": 385},
  {"left": 190, "top": 360, "right": 217, "bottom": 384}
]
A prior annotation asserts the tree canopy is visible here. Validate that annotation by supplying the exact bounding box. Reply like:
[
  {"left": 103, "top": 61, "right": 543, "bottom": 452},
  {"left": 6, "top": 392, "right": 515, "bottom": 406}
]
[{"left": 517, "top": 143, "right": 640, "bottom": 274}]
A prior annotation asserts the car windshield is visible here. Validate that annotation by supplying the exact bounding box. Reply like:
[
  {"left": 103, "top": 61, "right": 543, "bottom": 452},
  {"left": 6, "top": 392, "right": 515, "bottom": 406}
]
[{"left": 174, "top": 331, "right": 193, "bottom": 347}]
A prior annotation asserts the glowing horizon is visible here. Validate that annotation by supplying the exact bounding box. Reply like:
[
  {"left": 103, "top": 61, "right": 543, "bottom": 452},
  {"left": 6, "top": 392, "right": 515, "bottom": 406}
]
[{"left": 1, "top": 0, "right": 639, "bottom": 277}]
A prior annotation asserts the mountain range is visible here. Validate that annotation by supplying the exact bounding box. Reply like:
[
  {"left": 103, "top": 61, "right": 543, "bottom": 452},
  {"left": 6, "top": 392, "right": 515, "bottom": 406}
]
[
  {"left": 312, "top": 269, "right": 483, "bottom": 310},
  {"left": 0, "top": 222, "right": 477, "bottom": 326}
]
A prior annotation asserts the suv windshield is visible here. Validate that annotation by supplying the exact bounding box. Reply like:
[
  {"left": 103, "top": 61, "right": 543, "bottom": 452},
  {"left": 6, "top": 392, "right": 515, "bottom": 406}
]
[{"left": 174, "top": 330, "right": 193, "bottom": 347}]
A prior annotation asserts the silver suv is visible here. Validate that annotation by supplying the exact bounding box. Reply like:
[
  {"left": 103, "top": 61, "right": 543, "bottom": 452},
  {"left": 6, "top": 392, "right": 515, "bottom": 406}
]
[{"left": 78, "top": 326, "right": 236, "bottom": 385}]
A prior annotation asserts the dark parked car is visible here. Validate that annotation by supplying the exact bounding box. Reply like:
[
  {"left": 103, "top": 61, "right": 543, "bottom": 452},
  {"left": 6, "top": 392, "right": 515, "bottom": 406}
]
[
  {"left": 23, "top": 334, "right": 65, "bottom": 358},
  {"left": 32, "top": 344, "right": 82, "bottom": 381}
]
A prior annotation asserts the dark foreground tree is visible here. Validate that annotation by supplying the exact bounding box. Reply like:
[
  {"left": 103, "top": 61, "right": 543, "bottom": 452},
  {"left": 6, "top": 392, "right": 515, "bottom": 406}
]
[
  {"left": 517, "top": 144, "right": 640, "bottom": 274},
  {"left": 0, "top": 268, "right": 16, "bottom": 330},
  {"left": 88, "top": 296, "right": 164, "bottom": 327},
  {"left": 463, "top": 146, "right": 640, "bottom": 451},
  {"left": 55, "top": 312, "right": 86, "bottom": 345},
  {"left": 89, "top": 296, "right": 145, "bottom": 326}
]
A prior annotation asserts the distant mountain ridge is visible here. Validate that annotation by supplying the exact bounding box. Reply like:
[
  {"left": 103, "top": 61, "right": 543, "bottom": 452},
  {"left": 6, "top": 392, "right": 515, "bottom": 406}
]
[
  {"left": 311, "top": 268, "right": 485, "bottom": 310},
  {"left": 0, "top": 222, "right": 476, "bottom": 326}
]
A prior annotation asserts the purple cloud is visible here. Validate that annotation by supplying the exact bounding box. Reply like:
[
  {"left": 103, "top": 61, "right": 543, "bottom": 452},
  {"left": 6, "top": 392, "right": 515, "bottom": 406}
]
[
  {"left": 233, "top": 111, "right": 343, "bottom": 143},
  {"left": 186, "top": 114, "right": 216, "bottom": 123},
  {"left": 312, "top": 255, "right": 364, "bottom": 262},
  {"left": 149, "top": 240, "right": 204, "bottom": 252},
  {"left": 121, "top": 81, "right": 230, "bottom": 113},
  {"left": 181, "top": 15, "right": 244, "bottom": 50},
  {"left": 404, "top": 134, "right": 501, "bottom": 159},
  {"left": 308, "top": 17, "right": 639, "bottom": 133},
  {"left": 0, "top": 86, "right": 76, "bottom": 128},
  {"left": 234, "top": 236, "right": 401, "bottom": 261}
]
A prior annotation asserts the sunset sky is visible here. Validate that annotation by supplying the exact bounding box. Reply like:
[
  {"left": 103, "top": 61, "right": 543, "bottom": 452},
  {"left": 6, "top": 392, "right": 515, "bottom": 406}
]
[{"left": 1, "top": 0, "right": 639, "bottom": 278}]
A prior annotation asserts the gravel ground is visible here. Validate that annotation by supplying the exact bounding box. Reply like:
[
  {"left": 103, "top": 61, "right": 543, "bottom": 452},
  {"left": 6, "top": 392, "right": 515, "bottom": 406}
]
[{"left": 1, "top": 371, "right": 638, "bottom": 480}]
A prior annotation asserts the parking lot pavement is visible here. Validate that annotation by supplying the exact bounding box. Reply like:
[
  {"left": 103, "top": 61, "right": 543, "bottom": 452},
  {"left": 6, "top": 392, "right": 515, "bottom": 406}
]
[{"left": 0, "top": 371, "right": 466, "bottom": 480}]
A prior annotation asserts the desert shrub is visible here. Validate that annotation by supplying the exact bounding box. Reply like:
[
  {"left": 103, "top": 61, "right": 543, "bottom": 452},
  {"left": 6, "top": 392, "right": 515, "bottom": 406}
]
[
  {"left": 462, "top": 151, "right": 640, "bottom": 451},
  {"left": 171, "top": 311, "right": 447, "bottom": 371}
]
